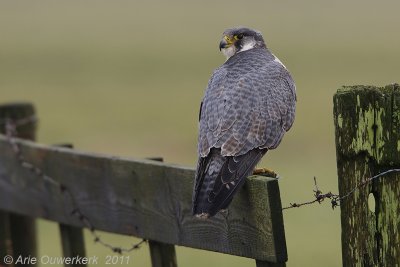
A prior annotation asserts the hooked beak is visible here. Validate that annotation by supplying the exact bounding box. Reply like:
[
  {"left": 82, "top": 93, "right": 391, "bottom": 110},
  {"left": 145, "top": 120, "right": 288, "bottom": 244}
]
[
  {"left": 219, "top": 35, "right": 233, "bottom": 51},
  {"left": 219, "top": 39, "right": 228, "bottom": 51}
]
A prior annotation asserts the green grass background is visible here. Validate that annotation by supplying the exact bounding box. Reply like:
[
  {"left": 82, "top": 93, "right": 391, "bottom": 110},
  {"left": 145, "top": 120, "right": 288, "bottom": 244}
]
[{"left": 1, "top": 1, "right": 400, "bottom": 266}]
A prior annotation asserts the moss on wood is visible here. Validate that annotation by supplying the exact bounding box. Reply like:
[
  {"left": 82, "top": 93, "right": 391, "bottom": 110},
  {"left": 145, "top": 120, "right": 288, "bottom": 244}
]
[{"left": 334, "top": 84, "right": 400, "bottom": 266}]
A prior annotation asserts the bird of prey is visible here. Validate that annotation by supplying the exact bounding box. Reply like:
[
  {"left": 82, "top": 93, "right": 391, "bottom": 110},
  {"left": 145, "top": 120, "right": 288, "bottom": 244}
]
[{"left": 192, "top": 27, "right": 296, "bottom": 218}]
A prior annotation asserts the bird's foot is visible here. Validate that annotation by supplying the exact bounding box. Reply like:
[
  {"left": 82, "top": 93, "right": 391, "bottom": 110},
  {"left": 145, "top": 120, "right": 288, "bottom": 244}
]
[
  {"left": 253, "top": 168, "right": 278, "bottom": 178},
  {"left": 194, "top": 213, "right": 210, "bottom": 219}
]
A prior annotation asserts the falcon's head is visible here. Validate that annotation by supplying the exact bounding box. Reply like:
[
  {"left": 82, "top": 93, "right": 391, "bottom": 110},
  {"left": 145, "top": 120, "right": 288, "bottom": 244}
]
[{"left": 219, "top": 27, "right": 266, "bottom": 60}]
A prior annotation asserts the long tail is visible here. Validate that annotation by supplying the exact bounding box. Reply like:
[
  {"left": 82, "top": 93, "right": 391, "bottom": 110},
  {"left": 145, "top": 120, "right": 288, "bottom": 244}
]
[{"left": 192, "top": 148, "right": 267, "bottom": 218}]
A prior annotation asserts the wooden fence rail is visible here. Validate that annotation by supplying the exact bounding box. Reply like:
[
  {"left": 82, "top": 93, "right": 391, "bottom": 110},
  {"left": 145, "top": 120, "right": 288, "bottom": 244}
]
[{"left": 0, "top": 103, "right": 287, "bottom": 267}]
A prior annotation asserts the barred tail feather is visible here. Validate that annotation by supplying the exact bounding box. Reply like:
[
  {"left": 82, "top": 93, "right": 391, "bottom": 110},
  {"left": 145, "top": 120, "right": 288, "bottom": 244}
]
[{"left": 192, "top": 148, "right": 267, "bottom": 218}]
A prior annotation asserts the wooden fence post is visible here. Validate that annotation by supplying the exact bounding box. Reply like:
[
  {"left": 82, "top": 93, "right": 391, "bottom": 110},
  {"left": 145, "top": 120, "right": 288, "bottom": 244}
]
[
  {"left": 147, "top": 157, "right": 178, "bottom": 267},
  {"left": 59, "top": 224, "right": 86, "bottom": 267},
  {"left": 0, "top": 211, "right": 13, "bottom": 267},
  {"left": 0, "top": 103, "right": 37, "bottom": 267},
  {"left": 149, "top": 240, "right": 177, "bottom": 267},
  {"left": 333, "top": 84, "right": 400, "bottom": 266},
  {"left": 56, "top": 144, "right": 87, "bottom": 267},
  {"left": 255, "top": 260, "right": 285, "bottom": 267}
]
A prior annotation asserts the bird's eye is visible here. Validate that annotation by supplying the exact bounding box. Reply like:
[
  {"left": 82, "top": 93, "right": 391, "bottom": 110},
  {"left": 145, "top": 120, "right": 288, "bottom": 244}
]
[{"left": 236, "top": 33, "right": 244, "bottom": 40}]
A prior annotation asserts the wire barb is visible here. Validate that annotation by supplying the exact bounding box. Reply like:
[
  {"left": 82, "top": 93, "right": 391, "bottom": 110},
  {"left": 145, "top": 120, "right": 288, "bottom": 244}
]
[
  {"left": 282, "top": 170, "right": 400, "bottom": 210},
  {"left": 3, "top": 117, "right": 146, "bottom": 254}
]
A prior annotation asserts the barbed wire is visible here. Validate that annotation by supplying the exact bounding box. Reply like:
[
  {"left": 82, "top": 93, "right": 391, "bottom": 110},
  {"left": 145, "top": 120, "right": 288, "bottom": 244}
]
[
  {"left": 282, "top": 170, "right": 400, "bottom": 210},
  {"left": 3, "top": 117, "right": 146, "bottom": 254}
]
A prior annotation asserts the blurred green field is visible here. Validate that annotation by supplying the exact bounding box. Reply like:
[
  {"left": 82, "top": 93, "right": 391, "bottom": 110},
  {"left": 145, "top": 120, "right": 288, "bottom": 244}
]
[{"left": 1, "top": 1, "right": 400, "bottom": 266}]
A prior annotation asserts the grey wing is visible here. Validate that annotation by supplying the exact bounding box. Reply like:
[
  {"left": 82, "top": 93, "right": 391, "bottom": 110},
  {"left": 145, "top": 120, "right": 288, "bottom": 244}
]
[
  {"left": 197, "top": 67, "right": 229, "bottom": 156},
  {"left": 258, "top": 64, "right": 296, "bottom": 150},
  {"left": 198, "top": 61, "right": 296, "bottom": 158}
]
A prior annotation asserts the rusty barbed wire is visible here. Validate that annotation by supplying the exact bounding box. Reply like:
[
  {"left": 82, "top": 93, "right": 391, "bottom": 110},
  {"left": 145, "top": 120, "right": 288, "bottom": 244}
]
[
  {"left": 283, "top": 170, "right": 400, "bottom": 210},
  {"left": 3, "top": 117, "right": 146, "bottom": 254}
]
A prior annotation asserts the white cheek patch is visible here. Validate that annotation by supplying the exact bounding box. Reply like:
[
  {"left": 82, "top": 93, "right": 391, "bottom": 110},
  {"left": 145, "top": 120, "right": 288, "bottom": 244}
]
[
  {"left": 222, "top": 46, "right": 236, "bottom": 60},
  {"left": 238, "top": 39, "right": 256, "bottom": 53}
]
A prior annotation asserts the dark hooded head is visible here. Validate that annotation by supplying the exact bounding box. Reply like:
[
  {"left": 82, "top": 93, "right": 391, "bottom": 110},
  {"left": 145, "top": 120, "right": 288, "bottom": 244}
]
[{"left": 219, "top": 27, "right": 266, "bottom": 59}]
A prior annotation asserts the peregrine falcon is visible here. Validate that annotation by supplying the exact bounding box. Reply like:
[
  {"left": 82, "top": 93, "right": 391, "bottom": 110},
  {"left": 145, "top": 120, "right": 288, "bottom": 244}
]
[{"left": 192, "top": 27, "right": 296, "bottom": 218}]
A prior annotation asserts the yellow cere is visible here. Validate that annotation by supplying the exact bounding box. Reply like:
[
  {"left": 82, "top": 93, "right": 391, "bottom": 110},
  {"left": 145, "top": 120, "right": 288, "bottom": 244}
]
[{"left": 224, "top": 35, "right": 233, "bottom": 44}]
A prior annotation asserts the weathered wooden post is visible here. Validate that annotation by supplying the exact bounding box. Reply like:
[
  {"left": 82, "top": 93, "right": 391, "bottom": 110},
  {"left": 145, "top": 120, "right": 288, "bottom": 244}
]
[
  {"left": 59, "top": 224, "right": 87, "bottom": 267},
  {"left": 57, "top": 144, "right": 87, "bottom": 267},
  {"left": 147, "top": 157, "right": 178, "bottom": 267},
  {"left": 0, "top": 103, "right": 37, "bottom": 267},
  {"left": 333, "top": 84, "right": 400, "bottom": 266},
  {"left": 149, "top": 240, "right": 177, "bottom": 267},
  {"left": 0, "top": 211, "right": 13, "bottom": 266}
]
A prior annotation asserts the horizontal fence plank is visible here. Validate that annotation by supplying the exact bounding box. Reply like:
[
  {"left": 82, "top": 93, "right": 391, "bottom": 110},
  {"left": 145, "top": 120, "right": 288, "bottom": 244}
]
[{"left": 0, "top": 135, "right": 287, "bottom": 262}]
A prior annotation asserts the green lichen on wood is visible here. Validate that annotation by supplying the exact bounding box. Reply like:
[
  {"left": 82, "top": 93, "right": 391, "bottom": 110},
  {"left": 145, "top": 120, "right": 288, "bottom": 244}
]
[
  {"left": 377, "top": 177, "right": 400, "bottom": 264},
  {"left": 334, "top": 84, "right": 400, "bottom": 165},
  {"left": 334, "top": 84, "right": 400, "bottom": 266},
  {"left": 349, "top": 103, "right": 375, "bottom": 158}
]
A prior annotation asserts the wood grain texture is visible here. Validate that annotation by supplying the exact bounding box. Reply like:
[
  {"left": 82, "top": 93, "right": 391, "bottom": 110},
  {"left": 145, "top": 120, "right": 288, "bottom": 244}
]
[
  {"left": 334, "top": 84, "right": 400, "bottom": 266},
  {"left": 0, "top": 136, "right": 287, "bottom": 262}
]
